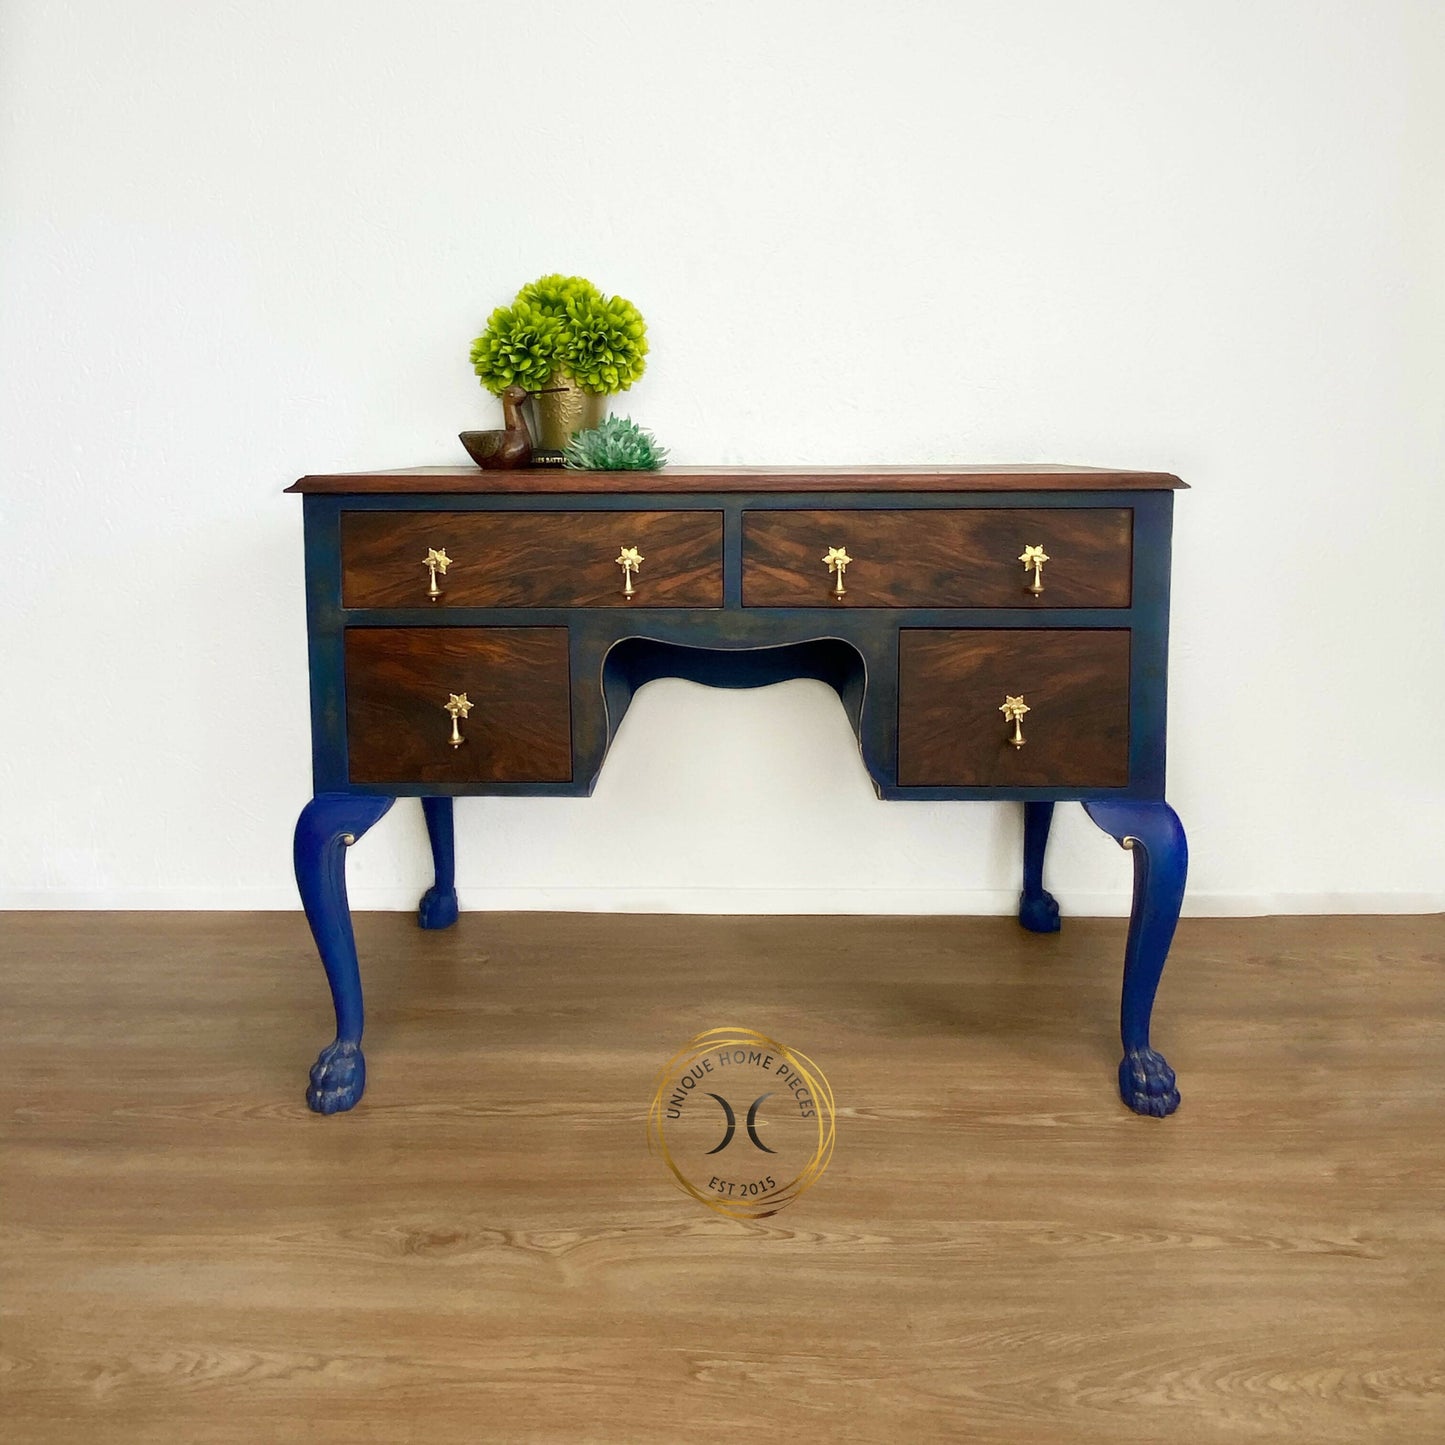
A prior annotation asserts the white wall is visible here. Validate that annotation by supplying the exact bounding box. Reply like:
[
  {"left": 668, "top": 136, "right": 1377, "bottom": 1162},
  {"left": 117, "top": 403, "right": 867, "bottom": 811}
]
[{"left": 3, "top": 1, "right": 1442, "bottom": 915}]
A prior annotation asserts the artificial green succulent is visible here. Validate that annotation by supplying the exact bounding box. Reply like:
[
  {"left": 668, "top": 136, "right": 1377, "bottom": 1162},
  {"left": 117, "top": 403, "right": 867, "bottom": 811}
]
[
  {"left": 471, "top": 274, "right": 648, "bottom": 397},
  {"left": 559, "top": 292, "right": 649, "bottom": 395},
  {"left": 516, "top": 273, "right": 601, "bottom": 315},
  {"left": 563, "top": 416, "right": 669, "bottom": 471},
  {"left": 468, "top": 299, "right": 566, "bottom": 394}
]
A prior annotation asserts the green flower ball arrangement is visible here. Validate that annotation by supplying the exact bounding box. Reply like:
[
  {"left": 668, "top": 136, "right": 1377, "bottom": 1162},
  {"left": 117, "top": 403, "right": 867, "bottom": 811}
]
[
  {"left": 470, "top": 273, "right": 648, "bottom": 396},
  {"left": 563, "top": 416, "right": 669, "bottom": 472}
]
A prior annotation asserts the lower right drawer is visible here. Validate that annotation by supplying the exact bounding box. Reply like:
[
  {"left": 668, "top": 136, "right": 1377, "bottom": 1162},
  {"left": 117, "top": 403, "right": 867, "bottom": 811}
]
[{"left": 897, "top": 629, "right": 1131, "bottom": 787}]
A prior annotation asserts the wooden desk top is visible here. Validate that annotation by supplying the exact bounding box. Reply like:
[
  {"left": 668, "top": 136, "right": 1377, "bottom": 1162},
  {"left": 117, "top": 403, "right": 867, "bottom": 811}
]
[{"left": 287, "top": 464, "right": 1187, "bottom": 496}]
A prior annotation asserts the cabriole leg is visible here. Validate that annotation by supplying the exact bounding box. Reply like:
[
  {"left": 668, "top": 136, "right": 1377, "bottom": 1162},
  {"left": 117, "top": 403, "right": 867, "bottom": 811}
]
[
  {"left": 419, "top": 796, "right": 460, "bottom": 930},
  {"left": 294, "top": 792, "right": 395, "bottom": 1113},
  {"left": 1082, "top": 799, "right": 1188, "bottom": 1118},
  {"left": 1018, "top": 800, "right": 1061, "bottom": 933}
]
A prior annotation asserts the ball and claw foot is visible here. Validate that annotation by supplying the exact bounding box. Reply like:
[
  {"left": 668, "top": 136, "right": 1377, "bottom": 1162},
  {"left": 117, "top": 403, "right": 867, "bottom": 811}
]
[
  {"left": 417, "top": 885, "right": 459, "bottom": 930},
  {"left": 306, "top": 1040, "right": 366, "bottom": 1114},
  {"left": 1119, "top": 1047, "right": 1180, "bottom": 1117},
  {"left": 1018, "top": 888, "right": 1061, "bottom": 934}
]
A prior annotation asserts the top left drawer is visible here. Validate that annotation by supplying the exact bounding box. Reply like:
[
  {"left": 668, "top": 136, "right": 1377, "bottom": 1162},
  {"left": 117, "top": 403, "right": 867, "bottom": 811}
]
[{"left": 340, "top": 510, "right": 724, "bottom": 609}]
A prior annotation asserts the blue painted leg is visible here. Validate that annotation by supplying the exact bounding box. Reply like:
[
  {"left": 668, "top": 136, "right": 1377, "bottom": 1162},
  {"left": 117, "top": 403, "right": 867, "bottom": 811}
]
[
  {"left": 1082, "top": 799, "right": 1188, "bottom": 1118},
  {"left": 294, "top": 792, "right": 395, "bottom": 1114},
  {"left": 418, "top": 796, "right": 459, "bottom": 930},
  {"left": 1018, "top": 800, "right": 1061, "bottom": 933}
]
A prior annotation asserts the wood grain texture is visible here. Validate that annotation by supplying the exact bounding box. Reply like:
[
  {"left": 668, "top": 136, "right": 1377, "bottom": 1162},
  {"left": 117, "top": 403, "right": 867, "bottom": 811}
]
[
  {"left": 742, "top": 509, "right": 1133, "bottom": 608},
  {"left": 898, "top": 629, "right": 1131, "bottom": 786},
  {"left": 2, "top": 911, "right": 1442, "bottom": 1443},
  {"left": 340, "top": 510, "right": 723, "bottom": 609},
  {"left": 290, "top": 464, "right": 1188, "bottom": 495},
  {"left": 345, "top": 627, "right": 571, "bottom": 784}
]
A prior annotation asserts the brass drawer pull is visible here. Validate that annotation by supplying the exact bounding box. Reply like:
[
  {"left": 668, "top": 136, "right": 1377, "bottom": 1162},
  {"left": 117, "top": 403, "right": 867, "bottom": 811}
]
[
  {"left": 1019, "top": 544, "right": 1049, "bottom": 595},
  {"left": 823, "top": 545, "right": 852, "bottom": 598},
  {"left": 616, "top": 545, "right": 644, "bottom": 598},
  {"left": 1000, "top": 694, "right": 1030, "bottom": 749},
  {"left": 443, "top": 692, "right": 472, "bottom": 748},
  {"left": 424, "top": 547, "right": 452, "bottom": 601}
]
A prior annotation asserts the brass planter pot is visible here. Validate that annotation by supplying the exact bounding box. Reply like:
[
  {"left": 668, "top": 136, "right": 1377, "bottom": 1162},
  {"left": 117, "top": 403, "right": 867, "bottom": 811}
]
[{"left": 531, "top": 374, "right": 606, "bottom": 451}]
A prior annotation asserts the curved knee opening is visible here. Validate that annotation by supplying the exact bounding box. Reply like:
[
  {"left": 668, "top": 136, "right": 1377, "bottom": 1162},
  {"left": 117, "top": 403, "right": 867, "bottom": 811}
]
[{"left": 600, "top": 636, "right": 868, "bottom": 746}]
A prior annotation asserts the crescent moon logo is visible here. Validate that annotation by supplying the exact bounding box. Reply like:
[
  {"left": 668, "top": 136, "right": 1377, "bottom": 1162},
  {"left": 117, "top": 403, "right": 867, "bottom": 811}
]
[
  {"left": 703, "top": 1092, "right": 778, "bottom": 1154},
  {"left": 703, "top": 1093, "right": 736, "bottom": 1154},
  {"left": 647, "top": 1028, "right": 836, "bottom": 1220}
]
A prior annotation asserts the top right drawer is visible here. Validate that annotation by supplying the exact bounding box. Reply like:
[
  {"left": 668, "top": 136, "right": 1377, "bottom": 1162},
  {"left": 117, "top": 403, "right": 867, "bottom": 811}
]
[{"left": 742, "top": 508, "right": 1132, "bottom": 608}]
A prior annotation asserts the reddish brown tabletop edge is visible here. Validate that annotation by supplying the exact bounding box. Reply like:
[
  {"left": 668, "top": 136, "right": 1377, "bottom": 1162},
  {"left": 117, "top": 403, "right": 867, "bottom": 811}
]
[{"left": 286, "top": 464, "right": 1187, "bottom": 495}]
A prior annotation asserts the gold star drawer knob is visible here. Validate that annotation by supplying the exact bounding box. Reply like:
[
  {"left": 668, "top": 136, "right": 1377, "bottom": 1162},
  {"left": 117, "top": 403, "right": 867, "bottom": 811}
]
[
  {"left": 823, "top": 545, "right": 852, "bottom": 598},
  {"left": 443, "top": 692, "right": 472, "bottom": 748},
  {"left": 1000, "top": 694, "right": 1030, "bottom": 749},
  {"left": 424, "top": 547, "right": 452, "bottom": 601},
  {"left": 1019, "top": 544, "right": 1049, "bottom": 595},
  {"left": 616, "top": 545, "right": 643, "bottom": 598}
]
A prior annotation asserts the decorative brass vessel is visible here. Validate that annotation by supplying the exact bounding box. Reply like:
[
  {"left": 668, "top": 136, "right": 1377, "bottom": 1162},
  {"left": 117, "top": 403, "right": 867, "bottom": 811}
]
[{"left": 531, "top": 373, "right": 606, "bottom": 451}]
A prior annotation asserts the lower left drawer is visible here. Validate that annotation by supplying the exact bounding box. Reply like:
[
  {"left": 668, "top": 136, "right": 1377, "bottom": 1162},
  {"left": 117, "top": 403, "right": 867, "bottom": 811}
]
[{"left": 345, "top": 627, "right": 572, "bottom": 785}]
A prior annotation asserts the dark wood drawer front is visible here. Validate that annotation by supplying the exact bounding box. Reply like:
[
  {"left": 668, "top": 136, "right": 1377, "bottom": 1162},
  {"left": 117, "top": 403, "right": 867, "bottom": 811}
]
[
  {"left": 743, "top": 509, "right": 1131, "bottom": 608},
  {"left": 341, "top": 510, "right": 724, "bottom": 609},
  {"left": 898, "top": 630, "right": 1130, "bottom": 787},
  {"left": 345, "top": 628, "right": 571, "bottom": 784}
]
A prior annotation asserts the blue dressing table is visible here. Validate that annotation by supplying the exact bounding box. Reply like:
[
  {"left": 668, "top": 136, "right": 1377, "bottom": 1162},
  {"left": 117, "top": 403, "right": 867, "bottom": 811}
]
[{"left": 286, "top": 464, "right": 1189, "bottom": 1117}]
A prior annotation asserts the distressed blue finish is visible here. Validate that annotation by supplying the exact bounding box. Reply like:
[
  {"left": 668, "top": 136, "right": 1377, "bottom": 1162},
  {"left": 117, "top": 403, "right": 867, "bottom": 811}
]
[
  {"left": 293, "top": 792, "right": 394, "bottom": 1113},
  {"left": 294, "top": 480, "right": 1187, "bottom": 1115},
  {"left": 1018, "top": 801, "right": 1061, "bottom": 933},
  {"left": 302, "top": 488, "right": 1174, "bottom": 801},
  {"left": 1083, "top": 799, "right": 1188, "bottom": 1117},
  {"left": 418, "top": 797, "right": 459, "bottom": 929}
]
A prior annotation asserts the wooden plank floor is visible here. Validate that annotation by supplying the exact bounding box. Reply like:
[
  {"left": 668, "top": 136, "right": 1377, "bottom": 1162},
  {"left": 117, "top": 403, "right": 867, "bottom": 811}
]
[{"left": 2, "top": 910, "right": 1443, "bottom": 1443}]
